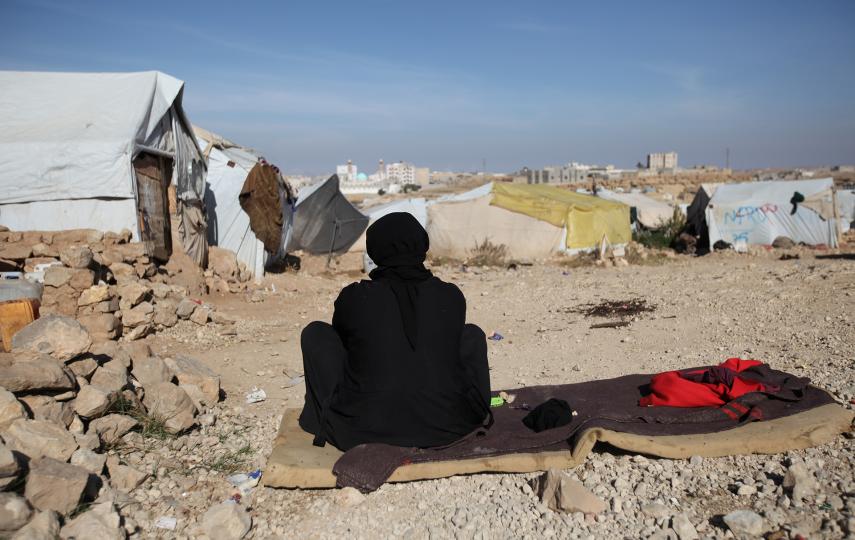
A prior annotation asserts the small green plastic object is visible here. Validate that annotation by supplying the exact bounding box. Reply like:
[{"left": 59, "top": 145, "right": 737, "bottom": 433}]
[{"left": 490, "top": 396, "right": 505, "bottom": 408}]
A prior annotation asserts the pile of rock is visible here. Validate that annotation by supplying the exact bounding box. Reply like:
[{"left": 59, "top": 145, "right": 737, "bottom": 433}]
[
  {"left": 0, "top": 314, "right": 221, "bottom": 537},
  {"left": 0, "top": 227, "right": 248, "bottom": 342}
]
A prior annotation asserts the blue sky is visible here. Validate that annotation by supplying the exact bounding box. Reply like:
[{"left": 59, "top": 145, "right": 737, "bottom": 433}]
[{"left": 2, "top": 0, "right": 854, "bottom": 174}]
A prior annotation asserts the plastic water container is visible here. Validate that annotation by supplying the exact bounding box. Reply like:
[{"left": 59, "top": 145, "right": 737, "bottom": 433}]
[{"left": 0, "top": 278, "right": 43, "bottom": 303}]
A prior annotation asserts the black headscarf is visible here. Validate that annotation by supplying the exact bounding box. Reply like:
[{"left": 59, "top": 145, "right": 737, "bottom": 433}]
[{"left": 367, "top": 213, "right": 433, "bottom": 349}]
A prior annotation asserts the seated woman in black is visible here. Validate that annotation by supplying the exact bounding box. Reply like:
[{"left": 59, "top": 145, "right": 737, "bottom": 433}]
[{"left": 299, "top": 212, "right": 491, "bottom": 451}]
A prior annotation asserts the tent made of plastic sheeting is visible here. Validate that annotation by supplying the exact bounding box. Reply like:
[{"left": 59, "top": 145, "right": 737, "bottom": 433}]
[
  {"left": 286, "top": 175, "right": 368, "bottom": 255},
  {"left": 0, "top": 70, "right": 207, "bottom": 263},
  {"left": 490, "top": 183, "right": 631, "bottom": 250},
  {"left": 428, "top": 194, "right": 566, "bottom": 260},
  {"left": 196, "top": 127, "right": 280, "bottom": 279},
  {"left": 349, "top": 198, "right": 428, "bottom": 253},
  {"left": 706, "top": 178, "right": 839, "bottom": 248},
  {"left": 837, "top": 190, "right": 855, "bottom": 233},
  {"left": 596, "top": 189, "right": 675, "bottom": 229}
]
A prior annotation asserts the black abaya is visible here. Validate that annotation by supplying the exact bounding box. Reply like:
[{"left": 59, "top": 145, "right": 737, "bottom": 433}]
[{"left": 298, "top": 212, "right": 491, "bottom": 451}]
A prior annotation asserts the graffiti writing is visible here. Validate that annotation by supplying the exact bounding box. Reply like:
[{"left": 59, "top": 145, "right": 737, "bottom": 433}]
[{"left": 723, "top": 204, "right": 778, "bottom": 225}]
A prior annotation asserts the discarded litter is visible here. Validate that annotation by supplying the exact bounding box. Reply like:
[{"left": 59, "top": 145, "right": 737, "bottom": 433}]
[
  {"left": 227, "top": 470, "right": 262, "bottom": 487},
  {"left": 154, "top": 516, "right": 177, "bottom": 530},
  {"left": 487, "top": 331, "right": 504, "bottom": 341},
  {"left": 490, "top": 396, "right": 505, "bottom": 407},
  {"left": 281, "top": 376, "right": 304, "bottom": 389},
  {"left": 245, "top": 388, "right": 267, "bottom": 404},
  {"left": 499, "top": 391, "right": 517, "bottom": 404}
]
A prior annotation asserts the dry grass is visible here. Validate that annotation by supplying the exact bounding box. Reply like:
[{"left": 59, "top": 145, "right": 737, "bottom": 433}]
[{"left": 467, "top": 239, "right": 508, "bottom": 267}]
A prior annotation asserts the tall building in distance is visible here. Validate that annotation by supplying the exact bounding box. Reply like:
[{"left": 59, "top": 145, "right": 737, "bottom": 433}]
[
  {"left": 647, "top": 152, "right": 678, "bottom": 170},
  {"left": 335, "top": 159, "right": 358, "bottom": 182},
  {"left": 385, "top": 161, "right": 416, "bottom": 185}
]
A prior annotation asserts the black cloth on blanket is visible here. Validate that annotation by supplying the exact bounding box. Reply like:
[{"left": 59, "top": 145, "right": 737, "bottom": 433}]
[
  {"left": 522, "top": 398, "right": 575, "bottom": 433},
  {"left": 333, "top": 365, "right": 832, "bottom": 493}
]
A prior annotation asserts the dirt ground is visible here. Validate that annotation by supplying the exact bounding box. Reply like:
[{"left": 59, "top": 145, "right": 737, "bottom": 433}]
[{"left": 133, "top": 246, "right": 855, "bottom": 539}]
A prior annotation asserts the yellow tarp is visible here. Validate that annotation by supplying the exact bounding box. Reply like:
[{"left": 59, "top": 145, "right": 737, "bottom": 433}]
[{"left": 490, "top": 183, "right": 631, "bottom": 249}]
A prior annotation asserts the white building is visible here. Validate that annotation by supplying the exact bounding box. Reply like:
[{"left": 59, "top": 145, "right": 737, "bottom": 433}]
[
  {"left": 647, "top": 152, "right": 678, "bottom": 170},
  {"left": 386, "top": 161, "right": 416, "bottom": 185},
  {"left": 336, "top": 160, "right": 358, "bottom": 182}
]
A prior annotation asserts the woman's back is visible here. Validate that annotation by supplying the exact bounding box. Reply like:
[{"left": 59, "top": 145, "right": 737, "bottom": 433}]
[{"left": 324, "top": 277, "right": 486, "bottom": 449}]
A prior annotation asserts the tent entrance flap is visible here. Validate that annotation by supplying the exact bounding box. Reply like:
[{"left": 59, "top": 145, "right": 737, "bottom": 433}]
[{"left": 134, "top": 152, "right": 173, "bottom": 262}]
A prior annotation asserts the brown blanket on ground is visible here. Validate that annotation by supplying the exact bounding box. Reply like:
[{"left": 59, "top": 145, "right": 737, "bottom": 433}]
[{"left": 333, "top": 369, "right": 834, "bottom": 492}]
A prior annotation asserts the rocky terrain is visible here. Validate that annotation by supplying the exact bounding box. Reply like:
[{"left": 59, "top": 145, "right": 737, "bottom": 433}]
[{"left": 1, "top": 240, "right": 853, "bottom": 538}]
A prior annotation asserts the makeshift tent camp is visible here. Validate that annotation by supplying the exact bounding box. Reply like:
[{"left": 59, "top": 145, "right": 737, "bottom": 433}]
[
  {"left": 596, "top": 189, "right": 674, "bottom": 229},
  {"left": 704, "top": 179, "right": 839, "bottom": 248},
  {"left": 195, "top": 127, "right": 294, "bottom": 278},
  {"left": 490, "top": 183, "right": 631, "bottom": 250},
  {"left": 426, "top": 183, "right": 630, "bottom": 260},
  {"left": 0, "top": 71, "right": 207, "bottom": 263},
  {"left": 286, "top": 175, "right": 368, "bottom": 255}
]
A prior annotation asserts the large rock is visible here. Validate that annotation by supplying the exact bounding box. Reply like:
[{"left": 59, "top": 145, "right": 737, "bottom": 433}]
[
  {"left": 117, "top": 282, "right": 150, "bottom": 310},
  {"left": 12, "top": 315, "right": 92, "bottom": 362},
  {"left": 123, "top": 324, "right": 151, "bottom": 341},
  {"left": 106, "top": 456, "right": 147, "bottom": 492},
  {"left": 153, "top": 304, "right": 178, "bottom": 328},
  {"left": 0, "top": 442, "right": 21, "bottom": 490},
  {"left": 77, "top": 285, "right": 111, "bottom": 307},
  {"left": 59, "top": 502, "right": 123, "bottom": 540},
  {"left": 59, "top": 246, "right": 93, "bottom": 269},
  {"left": 0, "top": 493, "right": 33, "bottom": 532},
  {"left": 24, "top": 458, "right": 89, "bottom": 514},
  {"left": 122, "top": 341, "right": 151, "bottom": 364},
  {"left": 0, "top": 386, "right": 27, "bottom": 429},
  {"left": 73, "top": 385, "right": 115, "bottom": 419},
  {"left": 0, "top": 356, "right": 76, "bottom": 393},
  {"left": 70, "top": 448, "right": 106, "bottom": 475},
  {"left": 723, "top": 510, "right": 765, "bottom": 538},
  {"left": 530, "top": 469, "right": 607, "bottom": 514},
  {"left": 772, "top": 236, "right": 796, "bottom": 249},
  {"left": 783, "top": 462, "right": 817, "bottom": 502},
  {"left": 87, "top": 414, "right": 138, "bottom": 445},
  {"left": 121, "top": 302, "right": 153, "bottom": 328},
  {"left": 11, "top": 510, "right": 61, "bottom": 540},
  {"left": 141, "top": 382, "right": 196, "bottom": 434},
  {"left": 18, "top": 395, "right": 74, "bottom": 427},
  {"left": 3, "top": 419, "right": 78, "bottom": 462},
  {"left": 89, "top": 364, "right": 129, "bottom": 394},
  {"left": 0, "top": 244, "right": 33, "bottom": 261},
  {"left": 202, "top": 502, "right": 252, "bottom": 540},
  {"left": 208, "top": 247, "right": 239, "bottom": 281},
  {"left": 76, "top": 314, "right": 121, "bottom": 342},
  {"left": 189, "top": 305, "right": 212, "bottom": 325},
  {"left": 165, "top": 356, "right": 220, "bottom": 405},
  {"left": 66, "top": 357, "right": 98, "bottom": 380},
  {"left": 67, "top": 269, "right": 95, "bottom": 291},
  {"left": 176, "top": 297, "right": 198, "bottom": 320},
  {"left": 130, "top": 356, "right": 172, "bottom": 387},
  {"left": 43, "top": 266, "right": 73, "bottom": 288}
]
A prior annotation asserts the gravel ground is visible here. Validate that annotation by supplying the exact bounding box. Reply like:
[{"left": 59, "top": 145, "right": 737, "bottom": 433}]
[{"left": 118, "top": 247, "right": 854, "bottom": 539}]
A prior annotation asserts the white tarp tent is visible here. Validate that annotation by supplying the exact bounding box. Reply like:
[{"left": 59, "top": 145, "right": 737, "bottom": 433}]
[
  {"left": 596, "top": 189, "right": 674, "bottom": 229},
  {"left": 195, "top": 127, "right": 267, "bottom": 278},
  {"left": 0, "top": 70, "right": 207, "bottom": 262},
  {"left": 706, "top": 178, "right": 839, "bottom": 248},
  {"left": 837, "top": 190, "right": 855, "bottom": 233}
]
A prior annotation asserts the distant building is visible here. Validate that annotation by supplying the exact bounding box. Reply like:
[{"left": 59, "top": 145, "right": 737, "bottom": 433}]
[
  {"left": 386, "top": 161, "right": 416, "bottom": 185},
  {"left": 335, "top": 160, "right": 358, "bottom": 182},
  {"left": 414, "top": 167, "right": 430, "bottom": 186},
  {"left": 525, "top": 162, "right": 591, "bottom": 184},
  {"left": 647, "top": 152, "right": 678, "bottom": 170}
]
